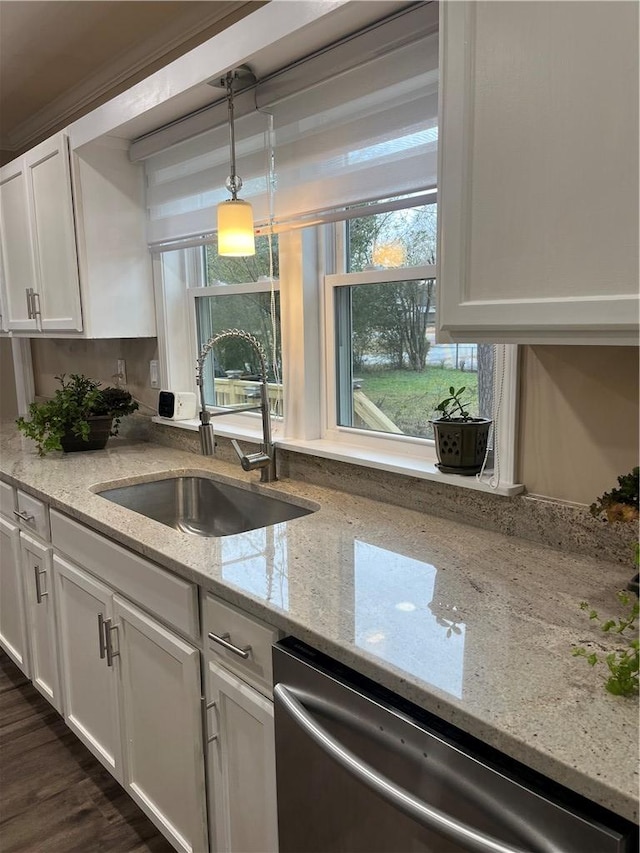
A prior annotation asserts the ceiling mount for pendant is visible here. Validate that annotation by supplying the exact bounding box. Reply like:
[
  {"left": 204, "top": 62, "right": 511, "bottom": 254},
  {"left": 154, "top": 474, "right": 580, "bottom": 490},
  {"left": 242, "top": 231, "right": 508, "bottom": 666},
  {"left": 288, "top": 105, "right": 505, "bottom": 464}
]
[{"left": 207, "top": 64, "right": 257, "bottom": 94}]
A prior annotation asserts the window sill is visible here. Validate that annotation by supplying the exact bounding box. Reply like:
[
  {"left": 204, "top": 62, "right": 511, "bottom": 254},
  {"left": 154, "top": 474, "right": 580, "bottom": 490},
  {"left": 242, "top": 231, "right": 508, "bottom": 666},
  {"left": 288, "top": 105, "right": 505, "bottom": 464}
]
[{"left": 152, "top": 417, "right": 524, "bottom": 497}]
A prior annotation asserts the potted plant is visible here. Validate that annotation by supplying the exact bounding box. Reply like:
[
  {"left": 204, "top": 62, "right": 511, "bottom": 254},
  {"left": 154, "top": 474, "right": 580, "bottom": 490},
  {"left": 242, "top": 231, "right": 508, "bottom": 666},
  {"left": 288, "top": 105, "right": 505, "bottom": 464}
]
[
  {"left": 16, "top": 374, "right": 138, "bottom": 456},
  {"left": 430, "top": 386, "right": 492, "bottom": 475},
  {"left": 589, "top": 468, "right": 639, "bottom": 596}
]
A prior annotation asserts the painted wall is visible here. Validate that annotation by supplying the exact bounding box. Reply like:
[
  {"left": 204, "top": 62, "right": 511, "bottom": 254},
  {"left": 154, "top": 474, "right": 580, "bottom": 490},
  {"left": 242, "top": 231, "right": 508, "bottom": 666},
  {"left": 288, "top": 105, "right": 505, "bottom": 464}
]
[
  {"left": 518, "top": 346, "right": 639, "bottom": 505},
  {"left": 28, "top": 339, "right": 639, "bottom": 507},
  {"left": 0, "top": 338, "right": 19, "bottom": 419},
  {"left": 30, "top": 338, "right": 160, "bottom": 414}
]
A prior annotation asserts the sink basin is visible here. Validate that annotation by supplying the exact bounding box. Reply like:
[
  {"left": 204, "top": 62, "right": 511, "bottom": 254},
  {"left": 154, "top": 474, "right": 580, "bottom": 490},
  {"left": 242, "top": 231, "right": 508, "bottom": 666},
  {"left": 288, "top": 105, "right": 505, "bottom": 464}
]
[{"left": 98, "top": 475, "right": 315, "bottom": 537}]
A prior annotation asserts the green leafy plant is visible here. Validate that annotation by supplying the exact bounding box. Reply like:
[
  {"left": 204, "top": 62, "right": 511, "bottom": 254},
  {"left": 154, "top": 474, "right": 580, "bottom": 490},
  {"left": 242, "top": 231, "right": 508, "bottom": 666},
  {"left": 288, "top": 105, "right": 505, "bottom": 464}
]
[
  {"left": 572, "top": 591, "right": 639, "bottom": 697},
  {"left": 433, "top": 386, "right": 473, "bottom": 421},
  {"left": 589, "top": 468, "right": 639, "bottom": 523},
  {"left": 16, "top": 374, "right": 138, "bottom": 456}
]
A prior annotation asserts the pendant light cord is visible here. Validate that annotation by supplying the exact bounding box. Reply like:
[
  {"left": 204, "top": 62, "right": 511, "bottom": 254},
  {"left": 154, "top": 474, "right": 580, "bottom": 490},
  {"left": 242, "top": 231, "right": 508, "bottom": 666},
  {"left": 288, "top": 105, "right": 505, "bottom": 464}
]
[
  {"left": 254, "top": 90, "right": 282, "bottom": 427},
  {"left": 476, "top": 344, "right": 506, "bottom": 490},
  {"left": 225, "top": 72, "right": 239, "bottom": 199}
]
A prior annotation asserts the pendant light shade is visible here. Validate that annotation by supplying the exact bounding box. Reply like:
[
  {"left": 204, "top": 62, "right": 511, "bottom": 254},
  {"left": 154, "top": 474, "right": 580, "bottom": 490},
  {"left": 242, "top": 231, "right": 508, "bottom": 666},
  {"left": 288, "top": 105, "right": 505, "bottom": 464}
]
[
  {"left": 215, "top": 66, "right": 257, "bottom": 257},
  {"left": 217, "top": 198, "right": 255, "bottom": 256}
]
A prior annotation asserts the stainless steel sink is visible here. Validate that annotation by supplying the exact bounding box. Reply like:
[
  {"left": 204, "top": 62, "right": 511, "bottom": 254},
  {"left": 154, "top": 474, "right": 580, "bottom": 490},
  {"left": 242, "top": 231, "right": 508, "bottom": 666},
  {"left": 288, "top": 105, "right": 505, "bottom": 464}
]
[{"left": 98, "top": 475, "right": 315, "bottom": 537}]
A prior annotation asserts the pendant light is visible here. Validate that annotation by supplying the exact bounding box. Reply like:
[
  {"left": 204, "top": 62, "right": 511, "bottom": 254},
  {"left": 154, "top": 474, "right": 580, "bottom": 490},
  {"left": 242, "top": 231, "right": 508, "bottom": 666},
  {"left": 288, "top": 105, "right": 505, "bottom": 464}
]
[{"left": 216, "top": 66, "right": 256, "bottom": 257}]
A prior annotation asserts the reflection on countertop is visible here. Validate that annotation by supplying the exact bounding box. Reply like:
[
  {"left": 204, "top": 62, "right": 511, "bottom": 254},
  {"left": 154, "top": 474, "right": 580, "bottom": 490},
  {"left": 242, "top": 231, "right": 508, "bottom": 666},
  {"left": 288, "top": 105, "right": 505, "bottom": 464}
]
[{"left": 220, "top": 532, "right": 466, "bottom": 698}]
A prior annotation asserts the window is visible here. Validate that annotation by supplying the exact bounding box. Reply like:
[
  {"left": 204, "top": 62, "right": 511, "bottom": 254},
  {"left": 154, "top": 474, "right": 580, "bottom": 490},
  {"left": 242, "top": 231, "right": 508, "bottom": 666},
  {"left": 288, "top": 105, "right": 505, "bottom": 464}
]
[
  {"left": 324, "top": 200, "right": 495, "bottom": 451},
  {"left": 147, "top": 3, "right": 520, "bottom": 492}
]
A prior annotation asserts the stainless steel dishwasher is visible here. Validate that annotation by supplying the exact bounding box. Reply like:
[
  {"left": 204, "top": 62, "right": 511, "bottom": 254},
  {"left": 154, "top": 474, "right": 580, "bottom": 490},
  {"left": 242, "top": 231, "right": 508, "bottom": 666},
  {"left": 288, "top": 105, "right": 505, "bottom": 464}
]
[{"left": 273, "top": 638, "right": 637, "bottom": 853}]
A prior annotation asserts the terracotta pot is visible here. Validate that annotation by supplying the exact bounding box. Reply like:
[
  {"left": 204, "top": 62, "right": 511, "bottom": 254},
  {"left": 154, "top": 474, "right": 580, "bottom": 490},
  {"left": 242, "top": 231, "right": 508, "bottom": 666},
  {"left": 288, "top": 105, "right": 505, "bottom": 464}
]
[
  {"left": 430, "top": 417, "right": 492, "bottom": 475},
  {"left": 60, "top": 415, "right": 113, "bottom": 453}
]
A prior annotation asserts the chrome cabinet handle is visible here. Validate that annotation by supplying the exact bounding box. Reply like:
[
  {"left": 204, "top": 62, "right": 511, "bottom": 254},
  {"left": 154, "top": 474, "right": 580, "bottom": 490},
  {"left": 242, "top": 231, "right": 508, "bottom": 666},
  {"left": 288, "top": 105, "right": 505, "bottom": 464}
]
[
  {"left": 104, "top": 618, "right": 119, "bottom": 667},
  {"left": 201, "top": 697, "right": 218, "bottom": 743},
  {"left": 32, "top": 290, "right": 41, "bottom": 319},
  {"left": 26, "top": 288, "right": 34, "bottom": 319},
  {"left": 208, "top": 631, "right": 252, "bottom": 660},
  {"left": 33, "top": 565, "right": 48, "bottom": 604},
  {"left": 97, "top": 613, "right": 106, "bottom": 659},
  {"left": 274, "top": 684, "right": 530, "bottom": 853},
  {"left": 13, "top": 509, "right": 35, "bottom": 524}
]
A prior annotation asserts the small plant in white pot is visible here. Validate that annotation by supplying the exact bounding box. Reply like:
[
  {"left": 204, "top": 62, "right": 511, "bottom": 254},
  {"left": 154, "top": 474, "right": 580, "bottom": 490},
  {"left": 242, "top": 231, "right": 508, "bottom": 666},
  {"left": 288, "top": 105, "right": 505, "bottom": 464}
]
[{"left": 430, "top": 386, "right": 492, "bottom": 476}]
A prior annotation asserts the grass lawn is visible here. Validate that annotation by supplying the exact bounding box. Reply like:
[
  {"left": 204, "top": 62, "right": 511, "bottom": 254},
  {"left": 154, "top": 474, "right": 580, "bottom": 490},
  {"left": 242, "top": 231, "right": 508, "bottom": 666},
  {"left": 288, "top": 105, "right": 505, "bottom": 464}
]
[{"left": 354, "top": 366, "right": 479, "bottom": 437}]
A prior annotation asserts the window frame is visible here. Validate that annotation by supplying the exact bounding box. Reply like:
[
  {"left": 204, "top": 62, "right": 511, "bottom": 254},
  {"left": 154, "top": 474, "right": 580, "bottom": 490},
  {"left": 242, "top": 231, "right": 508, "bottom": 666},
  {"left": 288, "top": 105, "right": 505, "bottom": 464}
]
[
  {"left": 323, "top": 262, "right": 440, "bottom": 459},
  {"left": 186, "top": 251, "right": 283, "bottom": 434}
]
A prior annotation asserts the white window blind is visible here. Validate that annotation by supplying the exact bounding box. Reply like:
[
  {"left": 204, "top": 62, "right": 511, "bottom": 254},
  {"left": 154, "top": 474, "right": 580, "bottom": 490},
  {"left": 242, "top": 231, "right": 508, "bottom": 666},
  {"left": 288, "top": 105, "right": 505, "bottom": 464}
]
[{"left": 143, "top": 6, "right": 438, "bottom": 248}]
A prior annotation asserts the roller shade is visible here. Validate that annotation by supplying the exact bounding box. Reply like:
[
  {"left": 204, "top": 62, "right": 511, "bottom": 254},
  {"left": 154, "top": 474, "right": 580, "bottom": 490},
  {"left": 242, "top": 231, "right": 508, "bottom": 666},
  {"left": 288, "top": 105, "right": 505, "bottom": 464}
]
[{"left": 143, "top": 8, "right": 438, "bottom": 247}]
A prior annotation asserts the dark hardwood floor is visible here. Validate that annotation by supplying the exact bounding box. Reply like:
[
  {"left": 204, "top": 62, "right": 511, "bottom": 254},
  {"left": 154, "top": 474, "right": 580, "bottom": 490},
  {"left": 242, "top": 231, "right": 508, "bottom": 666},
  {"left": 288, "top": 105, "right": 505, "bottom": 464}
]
[{"left": 0, "top": 651, "right": 175, "bottom": 853}]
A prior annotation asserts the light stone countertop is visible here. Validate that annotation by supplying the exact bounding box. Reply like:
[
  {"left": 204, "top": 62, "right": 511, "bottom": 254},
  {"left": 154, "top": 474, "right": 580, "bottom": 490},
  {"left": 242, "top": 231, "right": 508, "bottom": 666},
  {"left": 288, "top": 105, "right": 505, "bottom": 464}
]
[{"left": 1, "top": 426, "right": 638, "bottom": 825}]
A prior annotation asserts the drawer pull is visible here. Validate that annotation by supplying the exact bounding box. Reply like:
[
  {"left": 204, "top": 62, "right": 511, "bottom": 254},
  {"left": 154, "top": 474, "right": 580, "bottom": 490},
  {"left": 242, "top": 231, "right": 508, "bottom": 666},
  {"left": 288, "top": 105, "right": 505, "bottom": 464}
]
[
  {"left": 34, "top": 565, "right": 48, "bottom": 604},
  {"left": 13, "top": 509, "right": 35, "bottom": 524},
  {"left": 208, "top": 631, "right": 252, "bottom": 660}
]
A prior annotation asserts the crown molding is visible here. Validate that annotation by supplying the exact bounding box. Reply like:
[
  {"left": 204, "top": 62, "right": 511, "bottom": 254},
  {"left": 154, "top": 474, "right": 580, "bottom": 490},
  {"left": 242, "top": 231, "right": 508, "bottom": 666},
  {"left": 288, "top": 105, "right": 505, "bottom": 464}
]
[{"left": 1, "top": 2, "right": 259, "bottom": 155}]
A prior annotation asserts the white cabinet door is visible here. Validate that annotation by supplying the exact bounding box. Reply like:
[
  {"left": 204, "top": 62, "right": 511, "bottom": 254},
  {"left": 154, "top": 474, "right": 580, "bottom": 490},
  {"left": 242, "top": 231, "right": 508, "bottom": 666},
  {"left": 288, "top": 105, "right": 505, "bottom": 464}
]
[
  {"left": 437, "top": 1, "right": 639, "bottom": 344},
  {"left": 21, "top": 532, "right": 60, "bottom": 712},
  {"left": 207, "top": 660, "right": 278, "bottom": 853},
  {"left": 114, "top": 595, "right": 208, "bottom": 853},
  {"left": 54, "top": 553, "right": 122, "bottom": 780},
  {"left": 24, "top": 133, "right": 83, "bottom": 332},
  {"left": 0, "top": 516, "right": 30, "bottom": 675},
  {"left": 0, "top": 160, "right": 38, "bottom": 331}
]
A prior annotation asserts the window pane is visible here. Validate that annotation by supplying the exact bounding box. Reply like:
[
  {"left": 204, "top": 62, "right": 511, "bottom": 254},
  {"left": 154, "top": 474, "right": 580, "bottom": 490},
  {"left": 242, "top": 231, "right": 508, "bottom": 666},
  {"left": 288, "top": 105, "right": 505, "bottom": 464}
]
[
  {"left": 335, "top": 280, "right": 493, "bottom": 440},
  {"left": 196, "top": 292, "right": 282, "bottom": 414},
  {"left": 197, "top": 233, "right": 281, "bottom": 413},
  {"left": 205, "top": 234, "right": 279, "bottom": 284},
  {"left": 347, "top": 202, "right": 436, "bottom": 272}
]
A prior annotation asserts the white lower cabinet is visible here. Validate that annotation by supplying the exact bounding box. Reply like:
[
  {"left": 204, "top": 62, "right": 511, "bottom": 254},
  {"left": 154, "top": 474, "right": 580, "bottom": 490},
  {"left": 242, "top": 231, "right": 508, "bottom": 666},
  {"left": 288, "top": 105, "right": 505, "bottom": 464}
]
[
  {"left": 114, "top": 595, "right": 208, "bottom": 853},
  {"left": 53, "top": 552, "right": 208, "bottom": 853},
  {"left": 21, "top": 532, "right": 60, "bottom": 711},
  {"left": 0, "top": 515, "right": 30, "bottom": 675},
  {"left": 203, "top": 594, "right": 280, "bottom": 853},
  {"left": 207, "top": 660, "right": 278, "bottom": 853},
  {"left": 54, "top": 553, "right": 123, "bottom": 778}
]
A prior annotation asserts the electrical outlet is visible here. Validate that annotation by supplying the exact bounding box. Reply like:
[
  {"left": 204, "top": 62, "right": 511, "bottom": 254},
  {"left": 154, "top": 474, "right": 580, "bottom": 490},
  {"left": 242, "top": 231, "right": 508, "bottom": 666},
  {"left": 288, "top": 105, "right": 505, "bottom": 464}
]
[
  {"left": 150, "top": 360, "right": 160, "bottom": 389},
  {"left": 116, "top": 359, "right": 127, "bottom": 386}
]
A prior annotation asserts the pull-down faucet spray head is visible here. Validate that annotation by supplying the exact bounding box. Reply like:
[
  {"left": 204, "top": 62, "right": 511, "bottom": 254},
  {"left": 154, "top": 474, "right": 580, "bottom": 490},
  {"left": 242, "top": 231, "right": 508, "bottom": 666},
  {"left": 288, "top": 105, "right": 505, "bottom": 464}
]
[{"left": 195, "top": 329, "right": 277, "bottom": 482}]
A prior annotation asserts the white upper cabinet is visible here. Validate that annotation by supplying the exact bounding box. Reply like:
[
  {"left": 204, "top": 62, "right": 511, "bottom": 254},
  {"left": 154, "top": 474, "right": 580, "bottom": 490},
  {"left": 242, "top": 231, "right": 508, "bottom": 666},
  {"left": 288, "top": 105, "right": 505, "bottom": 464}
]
[
  {"left": 0, "top": 132, "right": 155, "bottom": 338},
  {"left": 437, "top": 1, "right": 639, "bottom": 344},
  {"left": 0, "top": 158, "right": 39, "bottom": 331},
  {"left": 25, "top": 134, "right": 83, "bottom": 332}
]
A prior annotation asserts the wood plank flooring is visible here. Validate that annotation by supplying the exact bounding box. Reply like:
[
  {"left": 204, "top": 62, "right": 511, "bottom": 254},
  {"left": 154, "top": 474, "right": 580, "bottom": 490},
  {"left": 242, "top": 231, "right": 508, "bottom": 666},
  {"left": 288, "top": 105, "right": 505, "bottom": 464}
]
[{"left": 0, "top": 651, "right": 176, "bottom": 853}]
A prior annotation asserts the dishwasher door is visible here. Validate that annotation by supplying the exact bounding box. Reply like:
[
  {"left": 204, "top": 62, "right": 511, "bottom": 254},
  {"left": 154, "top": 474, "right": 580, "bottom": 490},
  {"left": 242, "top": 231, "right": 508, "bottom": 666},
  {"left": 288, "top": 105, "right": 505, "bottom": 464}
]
[{"left": 273, "top": 639, "right": 635, "bottom": 853}]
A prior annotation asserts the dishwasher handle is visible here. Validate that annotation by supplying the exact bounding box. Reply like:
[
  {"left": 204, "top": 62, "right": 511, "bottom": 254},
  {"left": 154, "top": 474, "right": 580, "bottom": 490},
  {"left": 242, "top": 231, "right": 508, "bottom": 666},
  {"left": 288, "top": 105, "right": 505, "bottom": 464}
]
[{"left": 274, "top": 683, "right": 531, "bottom": 853}]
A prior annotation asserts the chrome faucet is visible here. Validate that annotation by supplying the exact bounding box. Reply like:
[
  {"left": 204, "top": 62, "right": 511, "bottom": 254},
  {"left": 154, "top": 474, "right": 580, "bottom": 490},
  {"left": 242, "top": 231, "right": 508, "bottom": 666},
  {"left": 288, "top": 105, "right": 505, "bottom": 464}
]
[{"left": 196, "top": 329, "right": 277, "bottom": 483}]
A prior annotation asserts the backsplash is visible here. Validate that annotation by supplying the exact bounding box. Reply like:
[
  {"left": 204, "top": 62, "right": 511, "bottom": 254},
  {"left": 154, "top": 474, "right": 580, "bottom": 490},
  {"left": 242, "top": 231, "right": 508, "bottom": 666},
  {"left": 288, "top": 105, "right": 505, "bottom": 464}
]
[{"left": 149, "top": 422, "right": 637, "bottom": 568}]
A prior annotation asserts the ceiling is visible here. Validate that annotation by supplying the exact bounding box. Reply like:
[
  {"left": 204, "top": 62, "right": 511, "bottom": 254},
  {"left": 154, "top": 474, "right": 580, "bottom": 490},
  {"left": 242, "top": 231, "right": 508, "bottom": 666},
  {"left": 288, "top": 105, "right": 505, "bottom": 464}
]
[{"left": 0, "top": 1, "right": 264, "bottom": 165}]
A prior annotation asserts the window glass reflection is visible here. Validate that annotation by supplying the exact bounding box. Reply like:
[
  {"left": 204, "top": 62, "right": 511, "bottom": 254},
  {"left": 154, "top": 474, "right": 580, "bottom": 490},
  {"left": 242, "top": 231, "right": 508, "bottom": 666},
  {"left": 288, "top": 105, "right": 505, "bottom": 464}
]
[
  {"left": 354, "top": 541, "right": 465, "bottom": 698},
  {"left": 221, "top": 525, "right": 289, "bottom": 608}
]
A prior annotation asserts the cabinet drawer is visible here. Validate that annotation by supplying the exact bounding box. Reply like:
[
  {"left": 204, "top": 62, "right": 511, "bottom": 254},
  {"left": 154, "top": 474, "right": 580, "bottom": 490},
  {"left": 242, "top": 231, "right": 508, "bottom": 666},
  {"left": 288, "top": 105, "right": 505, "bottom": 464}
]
[
  {"left": 0, "top": 481, "right": 15, "bottom": 519},
  {"left": 204, "top": 594, "right": 281, "bottom": 695},
  {"left": 16, "top": 489, "right": 50, "bottom": 540},
  {"left": 50, "top": 510, "right": 199, "bottom": 641}
]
